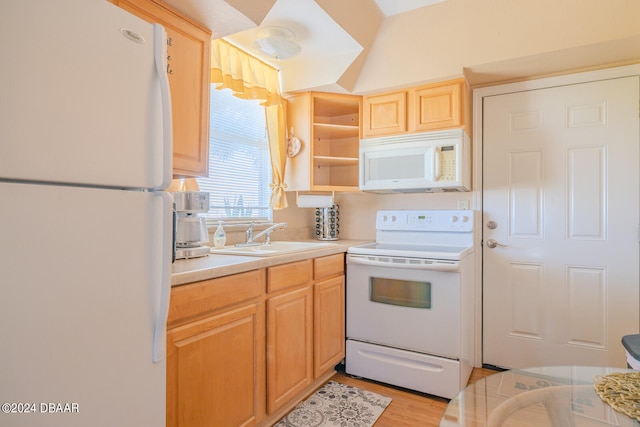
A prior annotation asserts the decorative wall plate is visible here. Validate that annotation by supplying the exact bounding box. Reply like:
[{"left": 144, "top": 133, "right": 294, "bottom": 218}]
[{"left": 287, "top": 136, "right": 301, "bottom": 157}]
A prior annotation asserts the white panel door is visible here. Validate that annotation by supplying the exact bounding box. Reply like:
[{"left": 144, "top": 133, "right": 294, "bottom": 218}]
[{"left": 483, "top": 76, "right": 640, "bottom": 368}]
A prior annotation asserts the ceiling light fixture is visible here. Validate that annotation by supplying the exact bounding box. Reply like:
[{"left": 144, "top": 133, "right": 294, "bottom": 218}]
[{"left": 251, "top": 26, "right": 301, "bottom": 61}]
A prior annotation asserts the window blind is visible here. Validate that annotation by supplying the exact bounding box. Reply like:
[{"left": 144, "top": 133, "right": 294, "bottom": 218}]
[{"left": 197, "top": 86, "right": 272, "bottom": 222}]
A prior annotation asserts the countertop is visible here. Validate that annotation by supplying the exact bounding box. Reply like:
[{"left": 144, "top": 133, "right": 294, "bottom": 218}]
[{"left": 171, "top": 240, "right": 369, "bottom": 286}]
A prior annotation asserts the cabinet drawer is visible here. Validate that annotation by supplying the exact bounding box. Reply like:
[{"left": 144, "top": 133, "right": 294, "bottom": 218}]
[
  {"left": 168, "top": 269, "right": 265, "bottom": 326},
  {"left": 267, "top": 260, "right": 313, "bottom": 293},
  {"left": 314, "top": 253, "right": 344, "bottom": 280}
]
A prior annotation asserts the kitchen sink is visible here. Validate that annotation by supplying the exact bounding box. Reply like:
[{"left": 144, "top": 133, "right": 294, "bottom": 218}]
[{"left": 210, "top": 241, "right": 336, "bottom": 257}]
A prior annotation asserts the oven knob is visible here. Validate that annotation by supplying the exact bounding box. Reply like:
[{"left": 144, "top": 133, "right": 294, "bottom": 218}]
[
  {"left": 391, "top": 215, "right": 396, "bottom": 222},
  {"left": 461, "top": 215, "right": 469, "bottom": 222},
  {"left": 450, "top": 215, "right": 459, "bottom": 222}
]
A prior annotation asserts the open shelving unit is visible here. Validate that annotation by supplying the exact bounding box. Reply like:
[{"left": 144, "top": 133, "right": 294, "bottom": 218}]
[
  {"left": 285, "top": 92, "right": 362, "bottom": 192},
  {"left": 311, "top": 94, "right": 361, "bottom": 191}
]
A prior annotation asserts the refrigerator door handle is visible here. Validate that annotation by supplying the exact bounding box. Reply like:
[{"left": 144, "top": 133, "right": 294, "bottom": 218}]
[
  {"left": 172, "top": 202, "right": 177, "bottom": 263},
  {"left": 153, "top": 192, "right": 173, "bottom": 363},
  {"left": 154, "top": 23, "right": 173, "bottom": 191}
]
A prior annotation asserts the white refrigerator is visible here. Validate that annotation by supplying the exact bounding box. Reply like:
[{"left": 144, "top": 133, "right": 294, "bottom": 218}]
[{"left": 0, "top": 1, "right": 173, "bottom": 426}]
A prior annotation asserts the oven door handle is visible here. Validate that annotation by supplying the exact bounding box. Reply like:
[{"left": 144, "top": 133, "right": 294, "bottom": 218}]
[{"left": 347, "top": 254, "right": 460, "bottom": 272}]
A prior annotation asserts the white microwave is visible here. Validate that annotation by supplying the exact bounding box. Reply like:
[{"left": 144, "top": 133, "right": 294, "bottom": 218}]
[{"left": 359, "top": 129, "right": 470, "bottom": 193}]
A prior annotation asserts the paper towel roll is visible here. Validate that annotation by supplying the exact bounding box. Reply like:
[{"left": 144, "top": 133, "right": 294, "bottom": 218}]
[{"left": 296, "top": 195, "right": 334, "bottom": 208}]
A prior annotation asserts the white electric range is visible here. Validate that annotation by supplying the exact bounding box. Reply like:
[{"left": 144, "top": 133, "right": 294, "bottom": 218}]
[{"left": 346, "top": 209, "right": 476, "bottom": 399}]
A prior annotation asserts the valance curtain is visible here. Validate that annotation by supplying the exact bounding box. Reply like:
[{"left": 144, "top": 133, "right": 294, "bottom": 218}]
[{"left": 210, "top": 39, "right": 288, "bottom": 209}]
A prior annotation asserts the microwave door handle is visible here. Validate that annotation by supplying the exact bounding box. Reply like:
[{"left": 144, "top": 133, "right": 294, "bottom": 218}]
[
  {"left": 429, "top": 147, "right": 436, "bottom": 181},
  {"left": 425, "top": 147, "right": 440, "bottom": 182},
  {"left": 435, "top": 146, "right": 442, "bottom": 181}
]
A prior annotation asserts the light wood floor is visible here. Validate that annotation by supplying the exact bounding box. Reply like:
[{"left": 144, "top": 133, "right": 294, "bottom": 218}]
[{"left": 330, "top": 367, "right": 499, "bottom": 426}]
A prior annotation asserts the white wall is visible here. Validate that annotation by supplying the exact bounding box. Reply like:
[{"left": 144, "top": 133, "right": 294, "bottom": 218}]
[
  {"left": 273, "top": 0, "right": 640, "bottom": 239},
  {"left": 354, "top": 0, "right": 640, "bottom": 92},
  {"left": 334, "top": 191, "right": 473, "bottom": 240},
  {"left": 276, "top": 191, "right": 473, "bottom": 240}
]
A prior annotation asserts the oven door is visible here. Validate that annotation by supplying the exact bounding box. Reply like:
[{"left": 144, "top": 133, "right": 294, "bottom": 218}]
[{"left": 346, "top": 254, "right": 460, "bottom": 359}]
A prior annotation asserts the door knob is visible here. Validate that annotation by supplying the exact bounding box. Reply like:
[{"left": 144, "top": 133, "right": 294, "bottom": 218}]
[{"left": 485, "top": 239, "right": 506, "bottom": 248}]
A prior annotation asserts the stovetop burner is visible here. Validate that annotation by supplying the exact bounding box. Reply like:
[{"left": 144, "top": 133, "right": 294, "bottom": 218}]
[
  {"left": 347, "top": 209, "right": 475, "bottom": 261},
  {"left": 348, "top": 242, "right": 472, "bottom": 260}
]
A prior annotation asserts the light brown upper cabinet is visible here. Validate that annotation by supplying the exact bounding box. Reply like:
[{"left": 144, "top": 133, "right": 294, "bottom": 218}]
[
  {"left": 285, "top": 92, "right": 362, "bottom": 192},
  {"left": 110, "top": 0, "right": 211, "bottom": 177},
  {"left": 362, "top": 91, "right": 407, "bottom": 137},
  {"left": 363, "top": 78, "right": 470, "bottom": 138}
]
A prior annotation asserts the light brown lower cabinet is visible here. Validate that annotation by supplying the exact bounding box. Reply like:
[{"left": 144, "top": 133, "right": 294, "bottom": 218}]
[
  {"left": 167, "top": 302, "right": 265, "bottom": 427},
  {"left": 314, "top": 275, "right": 345, "bottom": 378},
  {"left": 166, "top": 254, "right": 345, "bottom": 427},
  {"left": 267, "top": 285, "right": 313, "bottom": 413},
  {"left": 166, "top": 269, "right": 266, "bottom": 427}
]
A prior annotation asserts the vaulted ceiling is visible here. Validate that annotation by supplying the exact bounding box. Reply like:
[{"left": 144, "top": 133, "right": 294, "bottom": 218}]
[
  {"left": 162, "top": 0, "right": 640, "bottom": 94},
  {"left": 160, "top": 0, "right": 454, "bottom": 93}
]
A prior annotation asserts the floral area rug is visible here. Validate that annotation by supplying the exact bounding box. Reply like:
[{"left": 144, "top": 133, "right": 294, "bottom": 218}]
[{"left": 274, "top": 380, "right": 392, "bottom": 427}]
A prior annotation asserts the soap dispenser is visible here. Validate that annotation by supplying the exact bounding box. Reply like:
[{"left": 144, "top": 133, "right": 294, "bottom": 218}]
[{"left": 213, "top": 221, "right": 226, "bottom": 249}]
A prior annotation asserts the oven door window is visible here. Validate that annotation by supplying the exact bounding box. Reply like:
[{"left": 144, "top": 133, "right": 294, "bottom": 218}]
[{"left": 369, "top": 277, "right": 431, "bottom": 308}]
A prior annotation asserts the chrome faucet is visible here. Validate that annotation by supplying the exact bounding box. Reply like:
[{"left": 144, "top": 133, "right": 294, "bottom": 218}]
[{"left": 243, "top": 222, "right": 288, "bottom": 245}]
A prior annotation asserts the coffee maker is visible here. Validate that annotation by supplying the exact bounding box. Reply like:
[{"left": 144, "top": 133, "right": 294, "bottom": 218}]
[{"left": 172, "top": 191, "right": 210, "bottom": 259}]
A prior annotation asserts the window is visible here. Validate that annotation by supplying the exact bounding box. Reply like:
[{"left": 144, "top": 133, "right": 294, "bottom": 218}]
[
  {"left": 369, "top": 277, "right": 432, "bottom": 309},
  {"left": 197, "top": 86, "right": 272, "bottom": 223}
]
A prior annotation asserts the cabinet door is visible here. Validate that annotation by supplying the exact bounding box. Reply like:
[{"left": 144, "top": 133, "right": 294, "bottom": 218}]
[
  {"left": 363, "top": 91, "right": 407, "bottom": 137},
  {"left": 314, "top": 275, "right": 345, "bottom": 378},
  {"left": 267, "top": 286, "right": 313, "bottom": 414},
  {"left": 409, "top": 81, "right": 462, "bottom": 132},
  {"left": 167, "top": 302, "right": 265, "bottom": 427},
  {"left": 109, "top": 0, "right": 211, "bottom": 177}
]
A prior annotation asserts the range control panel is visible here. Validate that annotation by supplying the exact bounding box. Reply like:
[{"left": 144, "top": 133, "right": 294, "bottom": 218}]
[{"left": 376, "top": 209, "right": 474, "bottom": 232}]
